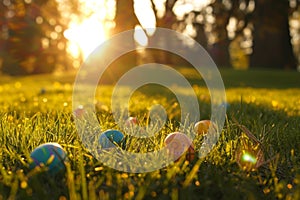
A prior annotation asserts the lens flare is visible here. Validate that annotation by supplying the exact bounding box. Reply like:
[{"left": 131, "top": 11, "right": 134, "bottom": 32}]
[
  {"left": 241, "top": 152, "right": 257, "bottom": 164},
  {"left": 236, "top": 146, "right": 264, "bottom": 171}
]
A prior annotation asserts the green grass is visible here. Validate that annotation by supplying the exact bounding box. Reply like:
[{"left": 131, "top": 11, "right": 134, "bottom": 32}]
[{"left": 0, "top": 68, "right": 299, "bottom": 199}]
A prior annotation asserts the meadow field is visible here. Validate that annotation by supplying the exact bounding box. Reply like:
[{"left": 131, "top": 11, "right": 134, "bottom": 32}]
[{"left": 0, "top": 68, "right": 299, "bottom": 199}]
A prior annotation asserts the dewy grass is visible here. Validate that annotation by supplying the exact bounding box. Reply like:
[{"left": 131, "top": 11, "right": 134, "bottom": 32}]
[{"left": 0, "top": 69, "right": 299, "bottom": 199}]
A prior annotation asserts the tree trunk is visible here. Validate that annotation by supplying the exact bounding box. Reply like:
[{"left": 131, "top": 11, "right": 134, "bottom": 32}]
[
  {"left": 147, "top": 0, "right": 178, "bottom": 64},
  {"left": 208, "top": 39, "right": 231, "bottom": 67},
  {"left": 102, "top": 0, "right": 140, "bottom": 84},
  {"left": 206, "top": 1, "right": 232, "bottom": 68},
  {"left": 193, "top": 22, "right": 208, "bottom": 50},
  {"left": 113, "top": 0, "right": 139, "bottom": 34},
  {"left": 250, "top": 0, "right": 297, "bottom": 69}
]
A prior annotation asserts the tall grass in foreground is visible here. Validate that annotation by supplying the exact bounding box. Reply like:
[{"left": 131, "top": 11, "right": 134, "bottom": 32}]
[{"left": 0, "top": 72, "right": 299, "bottom": 199}]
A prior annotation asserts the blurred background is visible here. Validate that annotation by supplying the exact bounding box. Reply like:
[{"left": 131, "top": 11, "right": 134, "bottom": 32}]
[{"left": 0, "top": 0, "right": 300, "bottom": 76}]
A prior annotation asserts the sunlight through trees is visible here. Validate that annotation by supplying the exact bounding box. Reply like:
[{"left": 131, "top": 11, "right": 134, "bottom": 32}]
[{"left": 0, "top": 0, "right": 300, "bottom": 75}]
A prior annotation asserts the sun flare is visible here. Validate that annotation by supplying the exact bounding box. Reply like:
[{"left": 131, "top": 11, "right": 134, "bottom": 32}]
[
  {"left": 63, "top": 0, "right": 156, "bottom": 63},
  {"left": 64, "top": 15, "right": 107, "bottom": 60}
]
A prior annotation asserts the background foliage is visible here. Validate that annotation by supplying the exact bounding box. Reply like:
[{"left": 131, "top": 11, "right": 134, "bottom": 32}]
[{"left": 1, "top": 0, "right": 300, "bottom": 75}]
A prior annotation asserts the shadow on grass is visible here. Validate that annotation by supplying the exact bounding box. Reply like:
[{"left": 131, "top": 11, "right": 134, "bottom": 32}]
[
  {"left": 96, "top": 63, "right": 300, "bottom": 89},
  {"left": 174, "top": 66, "right": 300, "bottom": 89}
]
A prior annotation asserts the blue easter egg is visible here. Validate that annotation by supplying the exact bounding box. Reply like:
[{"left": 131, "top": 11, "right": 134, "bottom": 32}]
[
  {"left": 29, "top": 143, "right": 67, "bottom": 174},
  {"left": 99, "top": 129, "right": 124, "bottom": 149}
]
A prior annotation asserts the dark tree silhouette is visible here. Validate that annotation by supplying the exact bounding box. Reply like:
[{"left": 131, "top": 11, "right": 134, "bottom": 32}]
[
  {"left": 198, "top": 0, "right": 253, "bottom": 68},
  {"left": 112, "top": 0, "right": 139, "bottom": 35},
  {"left": 154, "top": 0, "right": 177, "bottom": 29},
  {"left": 101, "top": 0, "right": 141, "bottom": 84},
  {"left": 188, "top": 0, "right": 298, "bottom": 69},
  {"left": 250, "top": 0, "right": 297, "bottom": 69},
  {"left": 206, "top": 1, "right": 232, "bottom": 67},
  {"left": 147, "top": 0, "right": 178, "bottom": 64}
]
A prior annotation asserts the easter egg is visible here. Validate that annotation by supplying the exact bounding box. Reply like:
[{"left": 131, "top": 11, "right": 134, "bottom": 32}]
[
  {"left": 194, "top": 120, "right": 217, "bottom": 135},
  {"left": 124, "top": 117, "right": 149, "bottom": 137},
  {"left": 164, "top": 132, "right": 195, "bottom": 162},
  {"left": 73, "top": 105, "right": 85, "bottom": 118},
  {"left": 125, "top": 117, "right": 139, "bottom": 128},
  {"left": 29, "top": 143, "right": 67, "bottom": 174},
  {"left": 99, "top": 129, "right": 125, "bottom": 149}
]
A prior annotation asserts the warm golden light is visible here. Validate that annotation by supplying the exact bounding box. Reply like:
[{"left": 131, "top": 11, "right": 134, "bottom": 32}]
[
  {"left": 62, "top": 0, "right": 111, "bottom": 60},
  {"left": 63, "top": 0, "right": 157, "bottom": 61},
  {"left": 64, "top": 15, "right": 107, "bottom": 59}
]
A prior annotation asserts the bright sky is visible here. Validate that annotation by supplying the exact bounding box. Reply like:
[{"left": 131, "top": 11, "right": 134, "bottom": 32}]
[
  {"left": 63, "top": 0, "right": 211, "bottom": 61},
  {"left": 63, "top": 0, "right": 156, "bottom": 60},
  {"left": 64, "top": 15, "right": 107, "bottom": 60}
]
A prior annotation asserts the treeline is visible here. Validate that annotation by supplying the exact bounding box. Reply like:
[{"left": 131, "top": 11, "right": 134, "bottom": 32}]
[{"left": 0, "top": 0, "right": 299, "bottom": 75}]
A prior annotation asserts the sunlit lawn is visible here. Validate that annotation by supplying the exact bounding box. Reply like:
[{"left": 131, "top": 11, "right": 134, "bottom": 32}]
[{"left": 0, "top": 68, "right": 299, "bottom": 199}]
